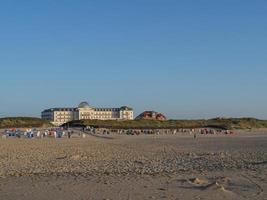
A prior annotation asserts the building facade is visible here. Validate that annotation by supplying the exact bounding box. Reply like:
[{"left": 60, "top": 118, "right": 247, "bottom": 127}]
[{"left": 42, "top": 102, "right": 134, "bottom": 126}]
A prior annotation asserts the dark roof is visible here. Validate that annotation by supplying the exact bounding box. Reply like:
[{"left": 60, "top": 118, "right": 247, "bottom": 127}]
[
  {"left": 94, "top": 108, "right": 120, "bottom": 111},
  {"left": 135, "top": 111, "right": 167, "bottom": 120},
  {"left": 78, "top": 102, "right": 91, "bottom": 109},
  {"left": 42, "top": 105, "right": 133, "bottom": 112},
  {"left": 42, "top": 108, "right": 78, "bottom": 112}
]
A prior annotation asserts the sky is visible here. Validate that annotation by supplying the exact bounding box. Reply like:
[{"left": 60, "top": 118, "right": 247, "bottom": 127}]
[{"left": 0, "top": 0, "right": 267, "bottom": 119}]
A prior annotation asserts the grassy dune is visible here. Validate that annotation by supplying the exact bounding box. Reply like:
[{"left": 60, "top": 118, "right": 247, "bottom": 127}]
[
  {"left": 2, "top": 117, "right": 266, "bottom": 130},
  {"left": 0, "top": 117, "right": 53, "bottom": 129},
  {"left": 66, "top": 118, "right": 267, "bottom": 130}
]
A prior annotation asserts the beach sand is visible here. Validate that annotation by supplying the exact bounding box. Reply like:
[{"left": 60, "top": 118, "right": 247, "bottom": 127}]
[{"left": 0, "top": 131, "right": 266, "bottom": 200}]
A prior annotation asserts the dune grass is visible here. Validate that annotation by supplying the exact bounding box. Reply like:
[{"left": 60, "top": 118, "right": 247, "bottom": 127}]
[
  {"left": 66, "top": 118, "right": 267, "bottom": 130},
  {"left": 2, "top": 117, "right": 267, "bottom": 130},
  {"left": 0, "top": 117, "right": 53, "bottom": 129}
]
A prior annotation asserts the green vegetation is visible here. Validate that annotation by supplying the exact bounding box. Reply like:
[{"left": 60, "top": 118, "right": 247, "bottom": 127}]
[
  {"left": 2, "top": 117, "right": 265, "bottom": 130},
  {"left": 0, "top": 117, "right": 53, "bottom": 129},
  {"left": 65, "top": 118, "right": 267, "bottom": 130}
]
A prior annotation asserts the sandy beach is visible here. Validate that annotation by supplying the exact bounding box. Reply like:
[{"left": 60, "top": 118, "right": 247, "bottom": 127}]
[{"left": 0, "top": 131, "right": 266, "bottom": 200}]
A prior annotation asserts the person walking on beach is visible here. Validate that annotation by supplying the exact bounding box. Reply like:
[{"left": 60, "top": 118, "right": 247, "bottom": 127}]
[
  {"left": 194, "top": 133, "right": 197, "bottom": 139},
  {"left": 67, "top": 131, "right": 71, "bottom": 139},
  {"left": 37, "top": 131, "right": 41, "bottom": 138}
]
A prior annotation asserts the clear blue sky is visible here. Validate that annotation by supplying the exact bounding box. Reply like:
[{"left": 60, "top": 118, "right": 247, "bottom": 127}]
[{"left": 0, "top": 0, "right": 267, "bottom": 119}]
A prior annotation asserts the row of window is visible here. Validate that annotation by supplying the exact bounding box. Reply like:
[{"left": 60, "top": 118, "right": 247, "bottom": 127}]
[{"left": 81, "top": 116, "right": 118, "bottom": 119}]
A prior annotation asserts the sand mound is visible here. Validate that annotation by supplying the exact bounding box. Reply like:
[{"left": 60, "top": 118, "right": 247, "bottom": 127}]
[
  {"left": 205, "top": 181, "right": 227, "bottom": 191},
  {"left": 189, "top": 177, "right": 207, "bottom": 185},
  {"left": 187, "top": 177, "right": 234, "bottom": 194}
]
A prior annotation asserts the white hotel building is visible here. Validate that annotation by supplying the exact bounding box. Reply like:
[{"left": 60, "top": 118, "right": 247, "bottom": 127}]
[{"left": 41, "top": 102, "right": 134, "bottom": 126}]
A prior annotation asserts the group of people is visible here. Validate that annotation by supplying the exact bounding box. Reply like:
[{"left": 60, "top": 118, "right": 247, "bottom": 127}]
[
  {"left": 200, "top": 128, "right": 234, "bottom": 135},
  {"left": 3, "top": 127, "right": 234, "bottom": 139},
  {"left": 85, "top": 127, "right": 234, "bottom": 137},
  {"left": 3, "top": 128, "right": 73, "bottom": 139}
]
